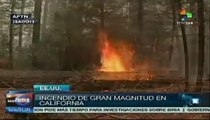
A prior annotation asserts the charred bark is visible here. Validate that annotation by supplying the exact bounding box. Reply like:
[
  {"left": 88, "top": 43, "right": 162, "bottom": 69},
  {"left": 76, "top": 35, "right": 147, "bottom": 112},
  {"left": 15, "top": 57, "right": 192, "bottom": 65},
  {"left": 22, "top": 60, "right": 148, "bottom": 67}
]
[{"left": 195, "top": 0, "right": 205, "bottom": 92}]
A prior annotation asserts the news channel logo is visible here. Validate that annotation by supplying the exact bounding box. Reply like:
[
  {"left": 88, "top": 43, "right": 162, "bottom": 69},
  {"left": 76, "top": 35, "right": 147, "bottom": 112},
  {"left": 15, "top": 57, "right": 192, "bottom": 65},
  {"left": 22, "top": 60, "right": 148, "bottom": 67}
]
[
  {"left": 177, "top": 8, "right": 194, "bottom": 25},
  {"left": 6, "top": 91, "right": 33, "bottom": 113},
  {"left": 181, "top": 94, "right": 200, "bottom": 107},
  {"left": 179, "top": 8, "right": 193, "bottom": 21}
]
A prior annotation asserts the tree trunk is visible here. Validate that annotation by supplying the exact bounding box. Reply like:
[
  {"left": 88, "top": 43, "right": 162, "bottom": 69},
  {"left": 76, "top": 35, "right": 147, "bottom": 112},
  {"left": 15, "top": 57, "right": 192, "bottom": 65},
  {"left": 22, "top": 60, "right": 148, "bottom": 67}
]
[
  {"left": 100, "top": 0, "right": 104, "bottom": 30},
  {"left": 9, "top": 0, "right": 15, "bottom": 69},
  {"left": 181, "top": 24, "right": 189, "bottom": 92},
  {"left": 0, "top": 23, "right": 4, "bottom": 56},
  {"left": 208, "top": 2, "right": 210, "bottom": 82},
  {"left": 41, "top": 0, "right": 49, "bottom": 40},
  {"left": 32, "top": 0, "right": 42, "bottom": 68},
  {"left": 169, "top": 1, "right": 176, "bottom": 63},
  {"left": 195, "top": 0, "right": 205, "bottom": 92},
  {"left": 137, "top": 0, "right": 143, "bottom": 44},
  {"left": 177, "top": 1, "right": 189, "bottom": 92},
  {"left": 18, "top": 0, "right": 25, "bottom": 50}
]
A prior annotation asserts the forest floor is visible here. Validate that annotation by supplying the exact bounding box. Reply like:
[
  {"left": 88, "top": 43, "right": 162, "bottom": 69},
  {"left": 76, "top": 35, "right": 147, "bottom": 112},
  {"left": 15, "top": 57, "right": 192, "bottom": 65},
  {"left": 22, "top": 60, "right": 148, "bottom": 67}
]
[{"left": 0, "top": 70, "right": 209, "bottom": 119}]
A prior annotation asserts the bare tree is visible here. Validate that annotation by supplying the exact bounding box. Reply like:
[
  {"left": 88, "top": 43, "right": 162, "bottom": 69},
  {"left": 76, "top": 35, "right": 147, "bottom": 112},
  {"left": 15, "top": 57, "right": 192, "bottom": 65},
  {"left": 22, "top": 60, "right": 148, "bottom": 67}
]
[
  {"left": 32, "top": 0, "right": 42, "bottom": 68},
  {"left": 41, "top": 0, "right": 49, "bottom": 40},
  {"left": 9, "top": 0, "right": 16, "bottom": 69},
  {"left": 18, "top": 0, "right": 26, "bottom": 50},
  {"left": 177, "top": 0, "right": 189, "bottom": 92},
  {"left": 195, "top": 0, "right": 205, "bottom": 92},
  {"left": 169, "top": 0, "right": 176, "bottom": 63},
  {"left": 137, "top": 0, "right": 143, "bottom": 44},
  {"left": 99, "top": 0, "right": 104, "bottom": 30}
]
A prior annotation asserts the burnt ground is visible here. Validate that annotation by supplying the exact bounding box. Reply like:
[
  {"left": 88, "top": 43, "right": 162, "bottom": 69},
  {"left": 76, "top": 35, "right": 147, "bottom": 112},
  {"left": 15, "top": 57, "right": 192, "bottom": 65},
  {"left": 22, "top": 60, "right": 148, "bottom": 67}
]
[{"left": 0, "top": 70, "right": 209, "bottom": 119}]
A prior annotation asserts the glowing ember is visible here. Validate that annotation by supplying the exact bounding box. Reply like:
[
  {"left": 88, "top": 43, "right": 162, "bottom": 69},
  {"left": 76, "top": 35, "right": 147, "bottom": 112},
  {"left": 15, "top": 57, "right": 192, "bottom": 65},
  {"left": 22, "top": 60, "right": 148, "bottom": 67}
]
[{"left": 99, "top": 31, "right": 134, "bottom": 72}]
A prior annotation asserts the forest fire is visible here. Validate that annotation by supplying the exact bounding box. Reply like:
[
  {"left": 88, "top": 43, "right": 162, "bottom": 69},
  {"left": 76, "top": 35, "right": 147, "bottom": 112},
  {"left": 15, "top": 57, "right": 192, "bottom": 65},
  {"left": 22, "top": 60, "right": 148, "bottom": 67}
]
[
  {"left": 100, "top": 40, "right": 126, "bottom": 72},
  {"left": 95, "top": 31, "right": 153, "bottom": 81},
  {"left": 98, "top": 31, "right": 134, "bottom": 72}
]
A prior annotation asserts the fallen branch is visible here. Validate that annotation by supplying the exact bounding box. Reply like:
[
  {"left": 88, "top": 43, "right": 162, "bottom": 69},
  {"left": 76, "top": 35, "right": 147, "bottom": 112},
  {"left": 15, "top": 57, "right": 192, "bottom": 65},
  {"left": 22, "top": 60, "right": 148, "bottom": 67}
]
[
  {"left": 0, "top": 80, "right": 14, "bottom": 88},
  {"left": 79, "top": 113, "right": 90, "bottom": 119},
  {"left": 91, "top": 113, "right": 131, "bottom": 119},
  {"left": 105, "top": 114, "right": 131, "bottom": 119}
]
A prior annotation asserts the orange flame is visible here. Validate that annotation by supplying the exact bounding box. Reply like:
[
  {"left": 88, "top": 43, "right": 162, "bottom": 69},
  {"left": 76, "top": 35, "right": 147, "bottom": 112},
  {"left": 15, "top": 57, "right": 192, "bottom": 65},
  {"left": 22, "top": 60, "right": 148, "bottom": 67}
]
[{"left": 99, "top": 31, "right": 134, "bottom": 72}]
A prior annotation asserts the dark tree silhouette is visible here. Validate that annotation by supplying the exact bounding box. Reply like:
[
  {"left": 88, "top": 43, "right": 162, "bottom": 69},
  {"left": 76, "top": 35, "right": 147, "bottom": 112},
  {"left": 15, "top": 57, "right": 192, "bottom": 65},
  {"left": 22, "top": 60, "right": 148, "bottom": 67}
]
[
  {"left": 137, "top": 0, "right": 143, "bottom": 44},
  {"left": 169, "top": 0, "right": 176, "bottom": 63},
  {"left": 41, "top": 0, "right": 49, "bottom": 40},
  {"left": 9, "top": 0, "right": 16, "bottom": 69},
  {"left": 32, "top": 0, "right": 42, "bottom": 68},
  {"left": 195, "top": 0, "right": 205, "bottom": 92},
  {"left": 18, "top": 0, "right": 25, "bottom": 50},
  {"left": 177, "top": 0, "right": 189, "bottom": 92},
  {"left": 100, "top": 0, "right": 104, "bottom": 30}
]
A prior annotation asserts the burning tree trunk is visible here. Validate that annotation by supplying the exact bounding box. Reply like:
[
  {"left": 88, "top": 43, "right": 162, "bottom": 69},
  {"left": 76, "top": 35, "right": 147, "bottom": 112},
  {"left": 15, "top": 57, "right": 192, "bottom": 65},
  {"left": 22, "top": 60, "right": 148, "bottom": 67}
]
[
  {"left": 177, "top": 1, "right": 189, "bottom": 92},
  {"left": 195, "top": 0, "right": 205, "bottom": 92}
]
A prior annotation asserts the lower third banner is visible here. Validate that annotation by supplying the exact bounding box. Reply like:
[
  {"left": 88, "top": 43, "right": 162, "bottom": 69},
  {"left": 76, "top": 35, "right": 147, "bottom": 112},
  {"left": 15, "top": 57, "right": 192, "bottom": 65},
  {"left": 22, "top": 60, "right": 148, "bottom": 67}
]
[
  {"left": 32, "top": 93, "right": 210, "bottom": 113},
  {"left": 33, "top": 107, "right": 210, "bottom": 113},
  {"left": 6, "top": 92, "right": 210, "bottom": 113},
  {"left": 34, "top": 93, "right": 210, "bottom": 107}
]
